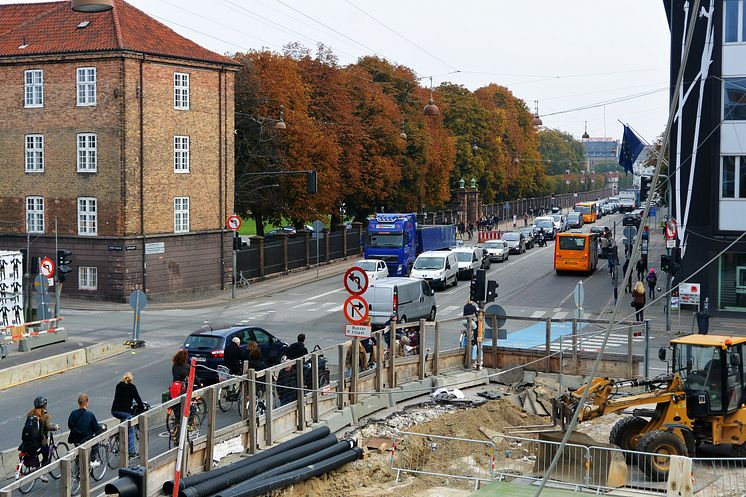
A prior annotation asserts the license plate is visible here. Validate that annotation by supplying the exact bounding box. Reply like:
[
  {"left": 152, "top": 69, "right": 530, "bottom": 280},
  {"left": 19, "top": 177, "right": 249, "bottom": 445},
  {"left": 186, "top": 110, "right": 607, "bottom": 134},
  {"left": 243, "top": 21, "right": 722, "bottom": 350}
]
[{"left": 194, "top": 356, "right": 206, "bottom": 362}]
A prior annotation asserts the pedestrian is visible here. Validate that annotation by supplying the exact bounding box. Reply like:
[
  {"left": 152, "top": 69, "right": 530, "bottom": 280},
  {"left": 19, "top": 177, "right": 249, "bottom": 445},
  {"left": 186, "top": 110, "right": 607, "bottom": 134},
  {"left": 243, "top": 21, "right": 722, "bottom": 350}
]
[
  {"left": 512, "top": 214, "right": 517, "bottom": 228},
  {"left": 636, "top": 258, "right": 646, "bottom": 281},
  {"left": 523, "top": 213, "right": 528, "bottom": 227},
  {"left": 67, "top": 393, "right": 102, "bottom": 447},
  {"left": 286, "top": 333, "right": 308, "bottom": 360},
  {"left": 394, "top": 336, "right": 411, "bottom": 357},
  {"left": 111, "top": 372, "right": 145, "bottom": 458},
  {"left": 468, "top": 223, "right": 474, "bottom": 240},
  {"left": 600, "top": 235, "right": 609, "bottom": 259},
  {"left": 19, "top": 396, "right": 59, "bottom": 478},
  {"left": 632, "top": 281, "right": 646, "bottom": 322},
  {"left": 345, "top": 340, "right": 368, "bottom": 373},
  {"left": 463, "top": 299, "right": 477, "bottom": 318},
  {"left": 623, "top": 259, "right": 632, "bottom": 293},
  {"left": 646, "top": 268, "right": 658, "bottom": 299},
  {"left": 224, "top": 337, "right": 243, "bottom": 376}
]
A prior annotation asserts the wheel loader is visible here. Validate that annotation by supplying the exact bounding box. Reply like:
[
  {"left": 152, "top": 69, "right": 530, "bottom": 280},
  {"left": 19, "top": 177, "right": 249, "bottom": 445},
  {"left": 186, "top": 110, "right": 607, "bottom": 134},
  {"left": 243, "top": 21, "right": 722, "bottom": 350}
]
[{"left": 552, "top": 334, "right": 746, "bottom": 480}]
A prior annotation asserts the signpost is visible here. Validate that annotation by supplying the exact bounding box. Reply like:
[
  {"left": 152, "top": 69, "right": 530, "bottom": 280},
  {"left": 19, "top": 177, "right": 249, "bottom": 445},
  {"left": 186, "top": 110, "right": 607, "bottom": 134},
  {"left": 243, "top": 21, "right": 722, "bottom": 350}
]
[
  {"left": 343, "top": 266, "right": 369, "bottom": 296},
  {"left": 343, "top": 295, "right": 369, "bottom": 325},
  {"left": 483, "top": 303, "right": 507, "bottom": 340},
  {"left": 312, "top": 220, "right": 324, "bottom": 278},
  {"left": 127, "top": 289, "right": 147, "bottom": 347},
  {"left": 39, "top": 257, "right": 54, "bottom": 280},
  {"left": 573, "top": 281, "right": 584, "bottom": 320},
  {"left": 345, "top": 323, "right": 372, "bottom": 338},
  {"left": 33, "top": 274, "right": 51, "bottom": 321},
  {"left": 226, "top": 215, "right": 241, "bottom": 231},
  {"left": 342, "top": 267, "right": 370, "bottom": 330},
  {"left": 227, "top": 215, "right": 241, "bottom": 300}
]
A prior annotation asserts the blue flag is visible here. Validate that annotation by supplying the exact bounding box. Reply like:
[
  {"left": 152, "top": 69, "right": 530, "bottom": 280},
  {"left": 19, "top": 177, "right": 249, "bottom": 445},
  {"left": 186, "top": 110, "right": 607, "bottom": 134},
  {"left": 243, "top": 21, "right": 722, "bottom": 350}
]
[{"left": 619, "top": 125, "right": 644, "bottom": 175}]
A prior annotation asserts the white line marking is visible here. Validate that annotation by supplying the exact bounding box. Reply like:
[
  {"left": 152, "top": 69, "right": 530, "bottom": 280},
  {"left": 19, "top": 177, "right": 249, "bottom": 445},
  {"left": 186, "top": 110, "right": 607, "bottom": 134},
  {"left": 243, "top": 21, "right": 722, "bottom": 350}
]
[
  {"left": 441, "top": 305, "right": 460, "bottom": 316},
  {"left": 308, "top": 288, "right": 344, "bottom": 300},
  {"left": 291, "top": 302, "right": 314, "bottom": 309},
  {"left": 253, "top": 301, "right": 275, "bottom": 307},
  {"left": 530, "top": 310, "right": 545, "bottom": 319},
  {"left": 552, "top": 311, "right": 568, "bottom": 320},
  {"left": 326, "top": 305, "right": 344, "bottom": 313}
]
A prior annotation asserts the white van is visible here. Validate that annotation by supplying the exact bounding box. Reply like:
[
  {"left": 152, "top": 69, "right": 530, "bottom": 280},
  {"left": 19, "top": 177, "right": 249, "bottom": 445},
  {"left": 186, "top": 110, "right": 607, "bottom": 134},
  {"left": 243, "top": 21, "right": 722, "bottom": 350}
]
[
  {"left": 410, "top": 251, "right": 458, "bottom": 289},
  {"left": 364, "top": 277, "right": 437, "bottom": 328},
  {"left": 451, "top": 247, "right": 482, "bottom": 279}
]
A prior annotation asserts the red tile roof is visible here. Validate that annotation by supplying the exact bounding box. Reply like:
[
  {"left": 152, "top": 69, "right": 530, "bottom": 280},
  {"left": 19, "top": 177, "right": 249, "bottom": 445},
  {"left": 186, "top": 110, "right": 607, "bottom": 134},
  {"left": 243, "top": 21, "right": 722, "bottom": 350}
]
[{"left": 0, "top": 0, "right": 235, "bottom": 65}]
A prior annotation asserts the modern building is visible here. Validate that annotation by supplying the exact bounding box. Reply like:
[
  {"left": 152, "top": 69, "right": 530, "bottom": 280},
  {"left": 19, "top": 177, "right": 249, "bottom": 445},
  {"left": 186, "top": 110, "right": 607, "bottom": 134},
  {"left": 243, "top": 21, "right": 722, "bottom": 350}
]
[
  {"left": 666, "top": 0, "right": 746, "bottom": 314},
  {"left": 0, "top": 0, "right": 238, "bottom": 301}
]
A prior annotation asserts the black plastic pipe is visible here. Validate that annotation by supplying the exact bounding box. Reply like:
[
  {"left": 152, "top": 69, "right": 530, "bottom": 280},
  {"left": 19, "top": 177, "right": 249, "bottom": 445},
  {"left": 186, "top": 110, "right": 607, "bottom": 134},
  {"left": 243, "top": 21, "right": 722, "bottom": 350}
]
[
  {"left": 162, "top": 426, "right": 331, "bottom": 494},
  {"left": 214, "top": 448, "right": 364, "bottom": 497},
  {"left": 179, "top": 434, "right": 338, "bottom": 497}
]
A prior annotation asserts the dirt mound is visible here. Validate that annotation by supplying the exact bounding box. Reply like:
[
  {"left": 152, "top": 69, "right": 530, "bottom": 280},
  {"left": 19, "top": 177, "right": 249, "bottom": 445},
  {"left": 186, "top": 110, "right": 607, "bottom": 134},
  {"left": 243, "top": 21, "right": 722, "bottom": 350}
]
[{"left": 277, "top": 399, "right": 543, "bottom": 497}]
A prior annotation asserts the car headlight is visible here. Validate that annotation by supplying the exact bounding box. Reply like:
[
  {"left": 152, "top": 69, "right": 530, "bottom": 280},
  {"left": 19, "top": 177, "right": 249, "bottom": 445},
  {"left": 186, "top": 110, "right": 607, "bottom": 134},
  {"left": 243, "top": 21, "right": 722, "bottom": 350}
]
[{"left": 397, "top": 264, "right": 403, "bottom": 272}]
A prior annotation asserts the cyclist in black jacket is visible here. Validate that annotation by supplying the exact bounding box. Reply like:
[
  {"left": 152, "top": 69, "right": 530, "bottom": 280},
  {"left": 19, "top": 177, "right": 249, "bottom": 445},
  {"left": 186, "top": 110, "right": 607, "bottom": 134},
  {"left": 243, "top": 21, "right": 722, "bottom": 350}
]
[
  {"left": 111, "top": 372, "right": 144, "bottom": 457},
  {"left": 67, "top": 394, "right": 101, "bottom": 446}
]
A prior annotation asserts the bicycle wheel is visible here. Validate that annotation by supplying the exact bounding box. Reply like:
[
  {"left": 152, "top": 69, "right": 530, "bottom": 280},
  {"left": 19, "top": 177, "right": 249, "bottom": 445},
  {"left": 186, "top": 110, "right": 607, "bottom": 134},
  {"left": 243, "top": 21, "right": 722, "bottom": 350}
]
[
  {"left": 168, "top": 425, "right": 180, "bottom": 450},
  {"left": 90, "top": 444, "right": 107, "bottom": 481},
  {"left": 71, "top": 459, "right": 81, "bottom": 496},
  {"left": 166, "top": 409, "right": 178, "bottom": 432},
  {"left": 16, "top": 461, "right": 36, "bottom": 494},
  {"left": 218, "top": 386, "right": 234, "bottom": 412},
  {"left": 49, "top": 442, "right": 69, "bottom": 479},
  {"left": 193, "top": 398, "right": 207, "bottom": 426},
  {"left": 106, "top": 435, "right": 120, "bottom": 469}
]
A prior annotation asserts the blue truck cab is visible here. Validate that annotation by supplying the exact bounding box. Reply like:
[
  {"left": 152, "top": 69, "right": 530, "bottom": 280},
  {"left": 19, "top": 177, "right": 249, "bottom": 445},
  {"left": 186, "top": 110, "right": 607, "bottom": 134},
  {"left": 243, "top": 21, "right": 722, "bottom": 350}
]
[{"left": 364, "top": 213, "right": 456, "bottom": 276}]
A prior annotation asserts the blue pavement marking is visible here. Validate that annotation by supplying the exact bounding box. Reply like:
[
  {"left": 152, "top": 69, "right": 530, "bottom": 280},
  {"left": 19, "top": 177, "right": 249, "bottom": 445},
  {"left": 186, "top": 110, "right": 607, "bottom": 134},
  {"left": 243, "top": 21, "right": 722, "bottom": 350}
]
[{"left": 495, "top": 320, "right": 586, "bottom": 349}]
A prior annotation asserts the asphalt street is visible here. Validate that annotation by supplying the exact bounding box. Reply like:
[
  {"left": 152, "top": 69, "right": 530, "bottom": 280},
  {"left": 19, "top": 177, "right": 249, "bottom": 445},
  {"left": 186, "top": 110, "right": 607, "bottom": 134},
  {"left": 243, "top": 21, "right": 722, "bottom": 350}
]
[{"left": 0, "top": 211, "right": 673, "bottom": 450}]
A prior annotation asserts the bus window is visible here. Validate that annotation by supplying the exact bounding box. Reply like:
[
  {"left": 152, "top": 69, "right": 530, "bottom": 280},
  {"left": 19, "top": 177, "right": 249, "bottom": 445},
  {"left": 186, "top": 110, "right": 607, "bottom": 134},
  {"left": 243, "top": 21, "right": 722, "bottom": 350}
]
[{"left": 559, "top": 236, "right": 586, "bottom": 250}]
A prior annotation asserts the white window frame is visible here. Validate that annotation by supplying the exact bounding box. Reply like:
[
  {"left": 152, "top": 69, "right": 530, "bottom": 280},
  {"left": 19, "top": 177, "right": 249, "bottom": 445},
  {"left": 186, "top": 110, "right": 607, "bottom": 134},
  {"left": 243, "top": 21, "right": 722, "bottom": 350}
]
[
  {"left": 721, "top": 155, "right": 746, "bottom": 199},
  {"left": 78, "top": 266, "right": 97, "bottom": 290},
  {"left": 77, "top": 197, "right": 97, "bottom": 236},
  {"left": 25, "top": 196, "right": 44, "bottom": 234},
  {"left": 174, "top": 197, "right": 190, "bottom": 233},
  {"left": 24, "top": 69, "right": 43, "bottom": 108},
  {"left": 24, "top": 134, "right": 44, "bottom": 172},
  {"left": 76, "top": 67, "right": 97, "bottom": 106},
  {"left": 174, "top": 72, "right": 190, "bottom": 110},
  {"left": 77, "top": 133, "right": 97, "bottom": 172},
  {"left": 174, "top": 136, "right": 190, "bottom": 173}
]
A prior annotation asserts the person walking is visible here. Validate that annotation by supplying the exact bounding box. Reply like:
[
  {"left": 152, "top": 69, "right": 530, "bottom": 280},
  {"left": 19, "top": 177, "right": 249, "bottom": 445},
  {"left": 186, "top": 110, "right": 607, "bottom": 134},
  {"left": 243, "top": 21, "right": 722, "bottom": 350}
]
[
  {"left": 632, "top": 281, "right": 646, "bottom": 322},
  {"left": 600, "top": 235, "right": 609, "bottom": 261},
  {"left": 523, "top": 213, "right": 528, "bottom": 227},
  {"left": 111, "top": 372, "right": 145, "bottom": 458},
  {"left": 623, "top": 259, "right": 632, "bottom": 293},
  {"left": 646, "top": 268, "right": 658, "bottom": 299},
  {"left": 636, "top": 258, "right": 646, "bottom": 282}
]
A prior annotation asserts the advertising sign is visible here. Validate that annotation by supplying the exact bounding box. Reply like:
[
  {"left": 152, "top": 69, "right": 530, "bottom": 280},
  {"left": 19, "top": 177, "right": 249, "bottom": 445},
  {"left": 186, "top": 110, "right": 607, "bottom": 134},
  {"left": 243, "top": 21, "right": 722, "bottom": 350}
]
[
  {"left": 679, "top": 283, "right": 700, "bottom": 306},
  {"left": 0, "top": 251, "right": 25, "bottom": 329}
]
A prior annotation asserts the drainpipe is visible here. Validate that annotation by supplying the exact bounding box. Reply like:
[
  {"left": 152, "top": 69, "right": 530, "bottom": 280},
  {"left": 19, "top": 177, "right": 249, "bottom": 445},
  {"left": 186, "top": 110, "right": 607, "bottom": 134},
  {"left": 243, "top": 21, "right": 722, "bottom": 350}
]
[
  {"left": 218, "top": 68, "right": 225, "bottom": 290},
  {"left": 139, "top": 55, "right": 147, "bottom": 293}
]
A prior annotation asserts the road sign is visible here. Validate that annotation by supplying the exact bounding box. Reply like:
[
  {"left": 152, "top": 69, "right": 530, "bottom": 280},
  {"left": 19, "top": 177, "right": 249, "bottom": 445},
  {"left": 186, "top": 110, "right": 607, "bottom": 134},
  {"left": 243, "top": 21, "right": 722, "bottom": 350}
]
[
  {"left": 641, "top": 239, "right": 649, "bottom": 255},
  {"left": 345, "top": 324, "right": 372, "bottom": 338},
  {"left": 40, "top": 257, "right": 55, "bottom": 278},
  {"left": 343, "top": 295, "right": 369, "bottom": 325},
  {"left": 503, "top": 202, "right": 510, "bottom": 211},
  {"left": 623, "top": 226, "right": 637, "bottom": 239},
  {"left": 483, "top": 303, "right": 507, "bottom": 329},
  {"left": 226, "top": 215, "right": 242, "bottom": 231},
  {"left": 573, "top": 281, "right": 584, "bottom": 309},
  {"left": 680, "top": 283, "right": 700, "bottom": 306},
  {"left": 129, "top": 289, "right": 148, "bottom": 344},
  {"left": 344, "top": 266, "right": 369, "bottom": 295},
  {"left": 666, "top": 239, "right": 676, "bottom": 249},
  {"left": 312, "top": 220, "right": 325, "bottom": 240}
]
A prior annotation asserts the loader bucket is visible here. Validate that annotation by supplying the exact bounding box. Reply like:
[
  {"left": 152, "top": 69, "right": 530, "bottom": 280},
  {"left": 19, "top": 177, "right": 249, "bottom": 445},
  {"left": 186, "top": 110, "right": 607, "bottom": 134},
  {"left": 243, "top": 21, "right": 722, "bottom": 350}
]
[{"left": 533, "top": 430, "right": 628, "bottom": 488}]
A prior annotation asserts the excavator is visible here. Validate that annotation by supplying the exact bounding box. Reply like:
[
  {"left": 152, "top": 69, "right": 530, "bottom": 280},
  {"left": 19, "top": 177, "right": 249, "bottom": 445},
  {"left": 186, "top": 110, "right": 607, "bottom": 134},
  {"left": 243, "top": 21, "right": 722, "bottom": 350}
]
[{"left": 552, "top": 334, "right": 746, "bottom": 480}]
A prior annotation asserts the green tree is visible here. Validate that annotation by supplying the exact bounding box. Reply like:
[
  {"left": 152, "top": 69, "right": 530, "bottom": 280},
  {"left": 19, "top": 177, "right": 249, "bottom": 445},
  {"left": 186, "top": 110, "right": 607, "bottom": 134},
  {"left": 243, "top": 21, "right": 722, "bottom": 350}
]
[{"left": 537, "top": 128, "right": 585, "bottom": 175}]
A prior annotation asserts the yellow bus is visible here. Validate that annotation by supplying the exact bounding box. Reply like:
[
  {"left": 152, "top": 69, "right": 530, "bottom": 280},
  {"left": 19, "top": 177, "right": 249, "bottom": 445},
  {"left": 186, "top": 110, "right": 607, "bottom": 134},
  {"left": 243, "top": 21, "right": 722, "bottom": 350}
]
[
  {"left": 554, "top": 232, "right": 598, "bottom": 274},
  {"left": 574, "top": 201, "right": 598, "bottom": 224}
]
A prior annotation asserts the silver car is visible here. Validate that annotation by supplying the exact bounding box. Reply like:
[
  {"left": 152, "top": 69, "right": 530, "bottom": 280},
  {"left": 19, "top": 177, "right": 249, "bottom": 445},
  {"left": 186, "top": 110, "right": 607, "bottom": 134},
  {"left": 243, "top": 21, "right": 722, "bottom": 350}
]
[
  {"left": 364, "top": 277, "right": 437, "bottom": 327},
  {"left": 482, "top": 240, "right": 509, "bottom": 262},
  {"left": 502, "top": 232, "right": 526, "bottom": 254}
]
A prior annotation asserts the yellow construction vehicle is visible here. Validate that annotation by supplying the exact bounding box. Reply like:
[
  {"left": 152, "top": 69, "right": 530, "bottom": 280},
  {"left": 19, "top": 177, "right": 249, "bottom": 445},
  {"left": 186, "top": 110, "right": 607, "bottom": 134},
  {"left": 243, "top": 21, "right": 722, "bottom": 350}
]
[{"left": 555, "top": 334, "right": 746, "bottom": 479}]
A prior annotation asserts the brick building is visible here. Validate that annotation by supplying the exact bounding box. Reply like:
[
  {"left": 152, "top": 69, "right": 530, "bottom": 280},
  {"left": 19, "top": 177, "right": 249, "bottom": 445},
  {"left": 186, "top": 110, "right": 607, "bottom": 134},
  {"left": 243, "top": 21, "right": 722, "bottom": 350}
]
[{"left": 0, "top": 0, "right": 237, "bottom": 301}]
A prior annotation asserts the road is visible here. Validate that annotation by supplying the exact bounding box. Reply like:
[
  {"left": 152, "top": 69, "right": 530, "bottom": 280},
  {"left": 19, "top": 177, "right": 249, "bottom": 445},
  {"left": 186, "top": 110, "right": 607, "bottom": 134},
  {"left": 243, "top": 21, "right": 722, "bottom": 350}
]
[{"left": 0, "top": 211, "right": 671, "bottom": 450}]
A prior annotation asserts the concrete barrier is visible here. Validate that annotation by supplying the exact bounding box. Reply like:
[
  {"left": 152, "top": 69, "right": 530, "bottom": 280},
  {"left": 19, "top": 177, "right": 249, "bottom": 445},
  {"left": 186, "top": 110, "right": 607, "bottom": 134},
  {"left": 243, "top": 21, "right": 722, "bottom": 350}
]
[{"left": 0, "top": 342, "right": 128, "bottom": 391}]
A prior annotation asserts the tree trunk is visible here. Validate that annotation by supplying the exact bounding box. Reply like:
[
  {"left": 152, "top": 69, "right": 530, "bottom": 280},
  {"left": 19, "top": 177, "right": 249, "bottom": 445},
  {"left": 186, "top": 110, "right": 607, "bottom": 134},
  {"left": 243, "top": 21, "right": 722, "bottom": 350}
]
[{"left": 253, "top": 211, "right": 265, "bottom": 237}]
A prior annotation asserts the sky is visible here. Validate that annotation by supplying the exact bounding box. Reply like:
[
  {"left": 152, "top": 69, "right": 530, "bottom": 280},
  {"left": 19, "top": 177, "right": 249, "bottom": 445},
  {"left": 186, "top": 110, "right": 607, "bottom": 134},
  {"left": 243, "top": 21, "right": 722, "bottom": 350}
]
[{"left": 4, "top": 0, "right": 672, "bottom": 142}]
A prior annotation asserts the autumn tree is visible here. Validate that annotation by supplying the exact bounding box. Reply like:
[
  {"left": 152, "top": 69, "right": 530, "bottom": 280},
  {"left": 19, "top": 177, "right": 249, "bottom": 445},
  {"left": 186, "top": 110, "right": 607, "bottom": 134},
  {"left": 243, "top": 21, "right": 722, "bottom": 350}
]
[{"left": 537, "top": 128, "right": 585, "bottom": 175}]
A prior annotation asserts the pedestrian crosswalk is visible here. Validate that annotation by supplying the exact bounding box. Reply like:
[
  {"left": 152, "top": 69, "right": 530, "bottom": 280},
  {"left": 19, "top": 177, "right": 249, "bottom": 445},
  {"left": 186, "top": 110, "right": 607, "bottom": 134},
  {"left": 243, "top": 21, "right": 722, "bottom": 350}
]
[{"left": 534, "top": 331, "right": 653, "bottom": 351}]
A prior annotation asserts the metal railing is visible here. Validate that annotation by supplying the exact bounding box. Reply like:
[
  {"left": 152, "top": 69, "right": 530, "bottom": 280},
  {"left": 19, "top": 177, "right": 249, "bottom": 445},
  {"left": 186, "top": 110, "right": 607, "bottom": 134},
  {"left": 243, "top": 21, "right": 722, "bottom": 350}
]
[{"left": 391, "top": 431, "right": 495, "bottom": 490}]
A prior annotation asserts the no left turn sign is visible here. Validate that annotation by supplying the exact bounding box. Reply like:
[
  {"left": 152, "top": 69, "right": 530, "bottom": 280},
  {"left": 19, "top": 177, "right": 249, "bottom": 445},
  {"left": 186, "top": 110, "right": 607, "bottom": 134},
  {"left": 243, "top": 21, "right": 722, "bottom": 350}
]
[
  {"left": 343, "top": 295, "right": 369, "bottom": 325},
  {"left": 226, "top": 215, "right": 242, "bottom": 231},
  {"left": 344, "top": 266, "right": 369, "bottom": 295},
  {"left": 40, "top": 257, "right": 55, "bottom": 278}
]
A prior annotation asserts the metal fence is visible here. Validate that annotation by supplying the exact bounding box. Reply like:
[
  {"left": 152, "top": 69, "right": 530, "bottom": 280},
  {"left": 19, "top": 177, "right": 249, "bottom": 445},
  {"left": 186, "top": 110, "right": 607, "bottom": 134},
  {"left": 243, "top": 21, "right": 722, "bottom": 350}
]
[{"left": 391, "top": 431, "right": 495, "bottom": 490}]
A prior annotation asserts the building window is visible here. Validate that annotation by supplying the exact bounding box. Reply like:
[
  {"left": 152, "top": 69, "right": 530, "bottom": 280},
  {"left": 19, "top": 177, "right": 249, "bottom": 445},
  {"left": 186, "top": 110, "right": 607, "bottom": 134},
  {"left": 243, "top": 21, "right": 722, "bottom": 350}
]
[
  {"left": 78, "top": 267, "right": 97, "bottom": 290},
  {"left": 26, "top": 196, "right": 44, "bottom": 234},
  {"left": 24, "top": 134, "right": 44, "bottom": 172},
  {"left": 76, "top": 67, "right": 96, "bottom": 106},
  {"left": 77, "top": 133, "right": 97, "bottom": 172},
  {"left": 174, "top": 73, "right": 189, "bottom": 110},
  {"left": 719, "top": 252, "right": 746, "bottom": 311},
  {"left": 174, "top": 197, "right": 189, "bottom": 233},
  {"left": 77, "top": 197, "right": 97, "bottom": 236},
  {"left": 24, "top": 69, "right": 43, "bottom": 107},
  {"left": 721, "top": 156, "right": 746, "bottom": 198},
  {"left": 724, "top": 0, "right": 746, "bottom": 43},
  {"left": 724, "top": 78, "right": 746, "bottom": 121},
  {"left": 174, "top": 136, "right": 190, "bottom": 172}
]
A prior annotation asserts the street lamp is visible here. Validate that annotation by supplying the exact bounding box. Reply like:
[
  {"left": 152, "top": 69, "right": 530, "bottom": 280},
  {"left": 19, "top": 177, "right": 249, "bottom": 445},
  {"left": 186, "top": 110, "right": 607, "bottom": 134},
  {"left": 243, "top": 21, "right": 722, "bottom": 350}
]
[
  {"left": 469, "top": 177, "right": 477, "bottom": 189},
  {"left": 532, "top": 100, "right": 543, "bottom": 127},
  {"left": 274, "top": 105, "right": 286, "bottom": 130},
  {"left": 459, "top": 178, "right": 465, "bottom": 189},
  {"left": 423, "top": 76, "right": 440, "bottom": 116}
]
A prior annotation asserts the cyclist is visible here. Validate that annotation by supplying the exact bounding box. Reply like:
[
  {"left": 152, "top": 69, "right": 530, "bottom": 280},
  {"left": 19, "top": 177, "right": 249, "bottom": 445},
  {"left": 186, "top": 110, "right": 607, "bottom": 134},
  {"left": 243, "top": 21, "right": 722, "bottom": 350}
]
[
  {"left": 223, "top": 337, "right": 243, "bottom": 377},
  {"left": 19, "top": 396, "right": 59, "bottom": 481},
  {"left": 111, "top": 372, "right": 144, "bottom": 458},
  {"left": 68, "top": 393, "right": 103, "bottom": 448},
  {"left": 286, "top": 334, "right": 308, "bottom": 360}
]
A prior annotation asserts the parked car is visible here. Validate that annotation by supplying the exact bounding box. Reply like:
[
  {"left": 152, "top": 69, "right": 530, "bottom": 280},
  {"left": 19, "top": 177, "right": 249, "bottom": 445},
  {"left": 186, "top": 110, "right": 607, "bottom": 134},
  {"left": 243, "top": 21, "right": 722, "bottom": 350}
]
[
  {"left": 182, "top": 326, "right": 289, "bottom": 382},
  {"left": 566, "top": 212, "right": 584, "bottom": 229},
  {"left": 517, "top": 227, "right": 536, "bottom": 249},
  {"left": 452, "top": 247, "right": 483, "bottom": 279},
  {"left": 364, "top": 277, "right": 437, "bottom": 328},
  {"left": 354, "top": 259, "right": 389, "bottom": 282},
  {"left": 410, "top": 251, "right": 458, "bottom": 289},
  {"left": 502, "top": 231, "right": 526, "bottom": 254},
  {"left": 533, "top": 218, "right": 557, "bottom": 239},
  {"left": 623, "top": 211, "right": 643, "bottom": 228},
  {"left": 482, "top": 240, "right": 509, "bottom": 262}
]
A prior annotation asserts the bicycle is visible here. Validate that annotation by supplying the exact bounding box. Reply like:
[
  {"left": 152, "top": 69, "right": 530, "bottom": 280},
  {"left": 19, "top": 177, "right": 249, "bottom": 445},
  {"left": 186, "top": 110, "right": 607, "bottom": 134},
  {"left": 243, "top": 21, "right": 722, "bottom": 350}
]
[
  {"left": 167, "top": 407, "right": 204, "bottom": 449},
  {"left": 217, "top": 365, "right": 241, "bottom": 413},
  {"left": 238, "top": 271, "right": 250, "bottom": 288},
  {"left": 15, "top": 431, "right": 69, "bottom": 494},
  {"left": 106, "top": 402, "right": 149, "bottom": 469},
  {"left": 166, "top": 394, "right": 206, "bottom": 433},
  {"left": 71, "top": 424, "right": 108, "bottom": 495}
]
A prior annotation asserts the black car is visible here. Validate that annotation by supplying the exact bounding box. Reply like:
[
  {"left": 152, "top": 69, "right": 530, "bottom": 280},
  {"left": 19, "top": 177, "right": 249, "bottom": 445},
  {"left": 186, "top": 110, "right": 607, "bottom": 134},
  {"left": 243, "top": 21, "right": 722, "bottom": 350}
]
[
  {"left": 590, "top": 226, "right": 610, "bottom": 235},
  {"left": 533, "top": 219, "right": 556, "bottom": 240},
  {"left": 181, "top": 326, "right": 289, "bottom": 382},
  {"left": 623, "top": 211, "right": 642, "bottom": 228},
  {"left": 517, "top": 227, "right": 535, "bottom": 249}
]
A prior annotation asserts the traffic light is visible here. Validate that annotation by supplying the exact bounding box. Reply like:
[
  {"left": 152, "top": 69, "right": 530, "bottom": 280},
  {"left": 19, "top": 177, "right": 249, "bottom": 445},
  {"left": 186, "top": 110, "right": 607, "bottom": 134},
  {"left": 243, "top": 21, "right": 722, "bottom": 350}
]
[
  {"left": 306, "top": 170, "right": 318, "bottom": 194},
  {"left": 105, "top": 466, "right": 146, "bottom": 497},
  {"left": 486, "top": 280, "right": 499, "bottom": 303},
  {"left": 661, "top": 253, "right": 681, "bottom": 275},
  {"left": 57, "top": 249, "right": 72, "bottom": 283},
  {"left": 470, "top": 269, "right": 487, "bottom": 302},
  {"left": 660, "top": 254, "right": 671, "bottom": 273},
  {"left": 640, "top": 176, "right": 652, "bottom": 202}
]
